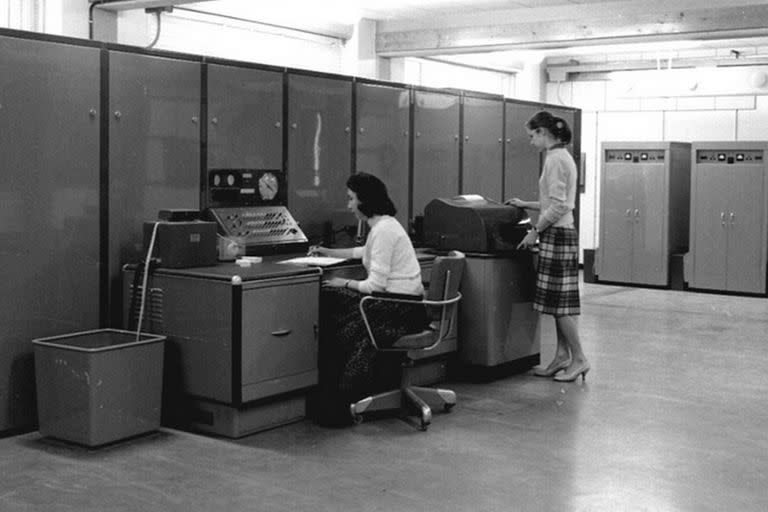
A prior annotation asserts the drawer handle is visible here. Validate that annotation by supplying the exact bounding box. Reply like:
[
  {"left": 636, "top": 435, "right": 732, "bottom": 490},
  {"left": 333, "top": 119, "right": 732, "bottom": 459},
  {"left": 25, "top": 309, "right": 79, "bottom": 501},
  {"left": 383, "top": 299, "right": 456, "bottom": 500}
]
[{"left": 270, "top": 329, "right": 292, "bottom": 337}]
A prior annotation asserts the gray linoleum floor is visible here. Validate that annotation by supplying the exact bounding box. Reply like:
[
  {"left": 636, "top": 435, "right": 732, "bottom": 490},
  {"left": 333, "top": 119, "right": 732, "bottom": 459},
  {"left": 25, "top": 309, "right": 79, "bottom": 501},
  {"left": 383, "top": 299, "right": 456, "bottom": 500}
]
[{"left": 2, "top": 277, "right": 768, "bottom": 512}]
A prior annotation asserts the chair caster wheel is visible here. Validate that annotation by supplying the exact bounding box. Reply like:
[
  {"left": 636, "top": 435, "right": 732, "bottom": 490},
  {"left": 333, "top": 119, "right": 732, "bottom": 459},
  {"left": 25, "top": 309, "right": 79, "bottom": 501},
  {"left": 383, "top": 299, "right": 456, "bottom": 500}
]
[
  {"left": 352, "top": 414, "right": 364, "bottom": 425},
  {"left": 444, "top": 403, "right": 455, "bottom": 413},
  {"left": 419, "top": 421, "right": 429, "bottom": 431}
]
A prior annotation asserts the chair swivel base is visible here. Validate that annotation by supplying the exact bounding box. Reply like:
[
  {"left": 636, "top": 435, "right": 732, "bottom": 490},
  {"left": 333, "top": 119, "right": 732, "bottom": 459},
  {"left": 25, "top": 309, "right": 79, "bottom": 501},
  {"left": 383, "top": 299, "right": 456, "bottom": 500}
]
[{"left": 350, "top": 386, "right": 456, "bottom": 431}]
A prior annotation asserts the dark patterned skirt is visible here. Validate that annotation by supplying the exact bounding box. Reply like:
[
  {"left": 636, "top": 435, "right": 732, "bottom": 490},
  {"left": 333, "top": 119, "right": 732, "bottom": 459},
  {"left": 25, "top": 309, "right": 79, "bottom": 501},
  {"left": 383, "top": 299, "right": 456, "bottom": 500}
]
[
  {"left": 310, "top": 287, "right": 428, "bottom": 426},
  {"left": 534, "top": 226, "right": 580, "bottom": 316}
]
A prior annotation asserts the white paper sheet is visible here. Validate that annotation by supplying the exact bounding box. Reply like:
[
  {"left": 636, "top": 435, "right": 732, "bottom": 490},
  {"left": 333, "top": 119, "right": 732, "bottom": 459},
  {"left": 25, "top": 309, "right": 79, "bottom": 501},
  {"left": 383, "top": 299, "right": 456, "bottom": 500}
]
[{"left": 277, "top": 256, "right": 348, "bottom": 267}]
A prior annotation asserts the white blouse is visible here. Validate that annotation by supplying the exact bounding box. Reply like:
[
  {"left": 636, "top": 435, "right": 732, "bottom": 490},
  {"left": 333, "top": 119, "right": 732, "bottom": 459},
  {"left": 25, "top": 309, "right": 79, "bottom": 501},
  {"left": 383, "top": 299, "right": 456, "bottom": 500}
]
[
  {"left": 538, "top": 146, "right": 577, "bottom": 229},
  {"left": 351, "top": 216, "right": 424, "bottom": 296}
]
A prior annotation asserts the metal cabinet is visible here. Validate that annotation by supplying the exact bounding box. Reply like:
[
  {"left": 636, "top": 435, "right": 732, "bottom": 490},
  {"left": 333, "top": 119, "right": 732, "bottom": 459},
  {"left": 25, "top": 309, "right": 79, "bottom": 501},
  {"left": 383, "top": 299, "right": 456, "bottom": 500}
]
[
  {"left": 108, "top": 51, "right": 201, "bottom": 325},
  {"left": 598, "top": 142, "right": 691, "bottom": 286},
  {"left": 412, "top": 89, "right": 460, "bottom": 219},
  {"left": 355, "top": 81, "right": 410, "bottom": 227},
  {"left": 287, "top": 73, "right": 352, "bottom": 243},
  {"left": 504, "top": 101, "right": 541, "bottom": 205},
  {"left": 0, "top": 35, "right": 101, "bottom": 432},
  {"left": 124, "top": 263, "right": 320, "bottom": 437},
  {"left": 462, "top": 95, "right": 504, "bottom": 202},
  {"left": 458, "top": 254, "right": 539, "bottom": 373},
  {"left": 687, "top": 142, "right": 768, "bottom": 294},
  {"left": 206, "top": 63, "right": 283, "bottom": 172}
]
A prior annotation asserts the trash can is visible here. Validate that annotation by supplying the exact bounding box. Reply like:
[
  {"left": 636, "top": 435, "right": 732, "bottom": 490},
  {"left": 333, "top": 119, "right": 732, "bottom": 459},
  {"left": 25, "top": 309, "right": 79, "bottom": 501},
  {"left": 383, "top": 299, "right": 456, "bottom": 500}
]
[{"left": 33, "top": 328, "right": 165, "bottom": 447}]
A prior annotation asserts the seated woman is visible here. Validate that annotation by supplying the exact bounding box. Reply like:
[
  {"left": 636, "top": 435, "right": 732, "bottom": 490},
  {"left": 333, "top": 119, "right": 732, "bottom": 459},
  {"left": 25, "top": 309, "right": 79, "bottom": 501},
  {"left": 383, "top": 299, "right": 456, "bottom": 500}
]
[{"left": 309, "top": 172, "right": 427, "bottom": 425}]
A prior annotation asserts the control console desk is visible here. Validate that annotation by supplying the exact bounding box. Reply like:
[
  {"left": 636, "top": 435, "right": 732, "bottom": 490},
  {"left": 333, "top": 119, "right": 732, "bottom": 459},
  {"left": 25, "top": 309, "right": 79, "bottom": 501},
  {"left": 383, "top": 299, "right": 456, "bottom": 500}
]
[{"left": 124, "top": 261, "right": 320, "bottom": 438}]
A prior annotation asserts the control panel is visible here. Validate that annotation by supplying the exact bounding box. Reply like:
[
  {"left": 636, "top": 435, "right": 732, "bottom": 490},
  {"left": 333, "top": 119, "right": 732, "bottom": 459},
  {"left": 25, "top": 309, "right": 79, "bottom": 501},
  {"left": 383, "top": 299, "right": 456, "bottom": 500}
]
[
  {"left": 207, "top": 206, "right": 309, "bottom": 255},
  {"left": 605, "top": 150, "right": 665, "bottom": 163},
  {"left": 696, "top": 150, "right": 764, "bottom": 164},
  {"left": 208, "top": 169, "right": 285, "bottom": 207}
]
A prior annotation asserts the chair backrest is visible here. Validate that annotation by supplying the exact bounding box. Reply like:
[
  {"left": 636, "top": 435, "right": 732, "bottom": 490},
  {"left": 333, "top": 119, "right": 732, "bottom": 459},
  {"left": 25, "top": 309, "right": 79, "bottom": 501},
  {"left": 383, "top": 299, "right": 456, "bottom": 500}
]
[{"left": 425, "top": 250, "right": 465, "bottom": 322}]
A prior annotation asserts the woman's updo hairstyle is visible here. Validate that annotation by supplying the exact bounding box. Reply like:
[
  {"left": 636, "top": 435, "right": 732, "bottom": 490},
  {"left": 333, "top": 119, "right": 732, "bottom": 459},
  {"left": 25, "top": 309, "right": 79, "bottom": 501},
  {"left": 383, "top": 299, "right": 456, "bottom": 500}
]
[
  {"left": 526, "top": 110, "right": 572, "bottom": 145},
  {"left": 347, "top": 172, "right": 397, "bottom": 218}
]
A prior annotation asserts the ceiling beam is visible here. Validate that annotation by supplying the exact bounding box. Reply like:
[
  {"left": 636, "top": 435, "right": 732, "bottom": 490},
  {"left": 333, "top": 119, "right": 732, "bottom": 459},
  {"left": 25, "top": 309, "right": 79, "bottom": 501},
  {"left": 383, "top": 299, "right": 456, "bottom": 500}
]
[
  {"left": 93, "top": 0, "right": 214, "bottom": 11},
  {"left": 376, "top": 5, "right": 768, "bottom": 57}
]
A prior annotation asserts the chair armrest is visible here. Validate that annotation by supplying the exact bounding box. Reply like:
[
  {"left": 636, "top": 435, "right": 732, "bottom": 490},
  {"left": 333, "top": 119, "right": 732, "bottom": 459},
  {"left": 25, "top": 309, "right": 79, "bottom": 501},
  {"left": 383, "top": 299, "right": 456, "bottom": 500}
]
[{"left": 358, "top": 292, "right": 461, "bottom": 351}]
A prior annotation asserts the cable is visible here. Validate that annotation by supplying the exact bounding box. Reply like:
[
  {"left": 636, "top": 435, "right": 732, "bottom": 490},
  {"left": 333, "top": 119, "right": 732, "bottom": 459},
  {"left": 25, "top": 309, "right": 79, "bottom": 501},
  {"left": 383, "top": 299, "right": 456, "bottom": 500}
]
[
  {"left": 145, "top": 10, "right": 162, "bottom": 49},
  {"left": 136, "top": 221, "right": 161, "bottom": 342}
]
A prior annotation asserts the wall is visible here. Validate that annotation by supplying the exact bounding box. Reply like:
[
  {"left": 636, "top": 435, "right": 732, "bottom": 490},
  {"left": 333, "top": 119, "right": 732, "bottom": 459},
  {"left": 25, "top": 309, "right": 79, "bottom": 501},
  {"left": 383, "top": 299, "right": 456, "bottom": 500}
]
[{"left": 546, "top": 63, "right": 768, "bottom": 256}]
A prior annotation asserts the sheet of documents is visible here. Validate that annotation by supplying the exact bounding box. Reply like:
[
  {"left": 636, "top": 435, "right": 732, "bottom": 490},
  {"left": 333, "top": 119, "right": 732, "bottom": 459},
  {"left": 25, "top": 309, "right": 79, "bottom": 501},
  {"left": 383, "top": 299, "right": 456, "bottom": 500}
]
[{"left": 277, "top": 256, "right": 348, "bottom": 267}]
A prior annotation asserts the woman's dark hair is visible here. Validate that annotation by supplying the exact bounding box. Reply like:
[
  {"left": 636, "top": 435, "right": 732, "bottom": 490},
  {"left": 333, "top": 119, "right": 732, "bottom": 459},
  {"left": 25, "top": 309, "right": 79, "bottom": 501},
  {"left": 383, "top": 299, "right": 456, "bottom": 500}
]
[
  {"left": 526, "top": 110, "right": 572, "bottom": 145},
  {"left": 347, "top": 172, "right": 397, "bottom": 217}
]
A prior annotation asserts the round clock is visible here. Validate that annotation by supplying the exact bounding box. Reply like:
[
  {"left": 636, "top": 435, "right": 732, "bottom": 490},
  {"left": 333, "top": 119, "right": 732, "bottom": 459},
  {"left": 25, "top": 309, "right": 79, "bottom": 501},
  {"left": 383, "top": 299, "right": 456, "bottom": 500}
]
[{"left": 258, "top": 172, "right": 279, "bottom": 201}]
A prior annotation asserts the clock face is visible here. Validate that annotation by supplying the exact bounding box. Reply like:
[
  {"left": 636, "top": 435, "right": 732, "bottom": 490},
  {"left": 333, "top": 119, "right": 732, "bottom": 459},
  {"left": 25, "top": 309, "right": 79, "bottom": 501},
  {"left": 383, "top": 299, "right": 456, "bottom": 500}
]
[{"left": 258, "top": 172, "right": 279, "bottom": 201}]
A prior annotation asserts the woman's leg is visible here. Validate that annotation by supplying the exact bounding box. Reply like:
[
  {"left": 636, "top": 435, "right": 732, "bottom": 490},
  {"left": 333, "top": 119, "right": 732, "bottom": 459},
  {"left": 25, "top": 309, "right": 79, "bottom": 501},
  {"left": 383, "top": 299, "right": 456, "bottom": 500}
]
[{"left": 554, "top": 314, "right": 590, "bottom": 379}]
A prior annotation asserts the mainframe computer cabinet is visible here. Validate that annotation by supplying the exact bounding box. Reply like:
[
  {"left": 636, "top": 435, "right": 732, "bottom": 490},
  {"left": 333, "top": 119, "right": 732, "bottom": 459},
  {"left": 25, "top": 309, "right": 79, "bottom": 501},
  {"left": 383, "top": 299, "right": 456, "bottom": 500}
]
[
  {"left": 686, "top": 141, "right": 768, "bottom": 294},
  {"left": 597, "top": 142, "right": 691, "bottom": 286}
]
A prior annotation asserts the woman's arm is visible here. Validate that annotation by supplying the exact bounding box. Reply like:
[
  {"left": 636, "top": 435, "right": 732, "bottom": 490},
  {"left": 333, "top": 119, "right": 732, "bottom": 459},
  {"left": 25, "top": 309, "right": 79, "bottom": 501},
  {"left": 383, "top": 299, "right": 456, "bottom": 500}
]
[
  {"left": 308, "top": 246, "right": 357, "bottom": 259},
  {"left": 505, "top": 198, "right": 540, "bottom": 210}
]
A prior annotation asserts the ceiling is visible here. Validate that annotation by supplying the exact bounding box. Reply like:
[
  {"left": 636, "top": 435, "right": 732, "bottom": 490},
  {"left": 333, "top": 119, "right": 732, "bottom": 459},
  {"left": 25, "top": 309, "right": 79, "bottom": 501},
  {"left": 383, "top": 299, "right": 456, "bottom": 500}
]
[{"left": 102, "top": 0, "right": 768, "bottom": 66}]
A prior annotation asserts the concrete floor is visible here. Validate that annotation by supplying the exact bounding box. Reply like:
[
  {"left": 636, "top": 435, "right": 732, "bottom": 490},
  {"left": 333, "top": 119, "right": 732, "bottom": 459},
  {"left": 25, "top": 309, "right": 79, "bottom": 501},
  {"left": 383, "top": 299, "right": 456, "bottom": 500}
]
[{"left": 2, "top": 279, "right": 768, "bottom": 511}]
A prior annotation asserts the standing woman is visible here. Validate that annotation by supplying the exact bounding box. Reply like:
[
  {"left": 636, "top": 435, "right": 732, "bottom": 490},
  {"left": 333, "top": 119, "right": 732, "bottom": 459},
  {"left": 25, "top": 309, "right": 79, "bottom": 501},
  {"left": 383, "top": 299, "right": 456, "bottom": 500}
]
[
  {"left": 309, "top": 172, "right": 427, "bottom": 424},
  {"left": 507, "top": 111, "right": 590, "bottom": 382}
]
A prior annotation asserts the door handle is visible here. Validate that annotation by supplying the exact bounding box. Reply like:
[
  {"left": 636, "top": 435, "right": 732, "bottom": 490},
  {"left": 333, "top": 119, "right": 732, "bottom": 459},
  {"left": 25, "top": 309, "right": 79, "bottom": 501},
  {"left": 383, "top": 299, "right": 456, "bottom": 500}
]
[
  {"left": 730, "top": 212, "right": 735, "bottom": 226},
  {"left": 625, "top": 209, "right": 632, "bottom": 217},
  {"left": 634, "top": 209, "right": 640, "bottom": 220},
  {"left": 270, "top": 329, "right": 292, "bottom": 337},
  {"left": 721, "top": 211, "right": 726, "bottom": 226}
]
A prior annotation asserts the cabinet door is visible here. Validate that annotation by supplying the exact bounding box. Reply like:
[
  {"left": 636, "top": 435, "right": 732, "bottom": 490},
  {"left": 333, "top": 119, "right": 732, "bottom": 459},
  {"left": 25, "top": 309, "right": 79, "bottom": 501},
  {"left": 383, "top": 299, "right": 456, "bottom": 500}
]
[
  {"left": 632, "top": 163, "right": 668, "bottom": 285},
  {"left": 726, "top": 164, "right": 765, "bottom": 293},
  {"left": 109, "top": 51, "right": 201, "bottom": 325},
  {"left": 598, "top": 163, "right": 634, "bottom": 282},
  {"left": 355, "top": 83, "right": 410, "bottom": 227},
  {"left": 241, "top": 280, "right": 319, "bottom": 397},
  {"left": 691, "top": 166, "right": 729, "bottom": 290},
  {"left": 462, "top": 97, "right": 503, "bottom": 201},
  {"left": 412, "top": 90, "right": 460, "bottom": 217},
  {"left": 0, "top": 36, "right": 100, "bottom": 431},
  {"left": 504, "top": 102, "right": 541, "bottom": 203},
  {"left": 287, "top": 74, "right": 352, "bottom": 242},
  {"left": 207, "top": 64, "right": 283, "bottom": 170}
]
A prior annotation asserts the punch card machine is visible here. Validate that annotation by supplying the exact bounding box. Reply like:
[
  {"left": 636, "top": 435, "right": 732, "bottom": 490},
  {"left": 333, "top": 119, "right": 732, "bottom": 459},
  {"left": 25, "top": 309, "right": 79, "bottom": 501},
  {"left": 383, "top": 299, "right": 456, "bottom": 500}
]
[{"left": 125, "top": 168, "right": 319, "bottom": 438}]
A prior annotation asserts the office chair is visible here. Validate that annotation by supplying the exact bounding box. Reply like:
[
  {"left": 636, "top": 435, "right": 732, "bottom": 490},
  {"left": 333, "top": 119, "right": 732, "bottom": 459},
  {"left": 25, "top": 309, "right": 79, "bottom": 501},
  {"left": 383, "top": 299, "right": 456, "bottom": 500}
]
[{"left": 350, "top": 251, "right": 465, "bottom": 431}]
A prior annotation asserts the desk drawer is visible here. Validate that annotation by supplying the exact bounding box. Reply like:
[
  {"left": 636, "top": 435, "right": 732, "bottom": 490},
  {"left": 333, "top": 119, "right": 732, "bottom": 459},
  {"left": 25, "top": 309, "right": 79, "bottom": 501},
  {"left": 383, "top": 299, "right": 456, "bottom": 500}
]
[{"left": 241, "top": 280, "right": 319, "bottom": 388}]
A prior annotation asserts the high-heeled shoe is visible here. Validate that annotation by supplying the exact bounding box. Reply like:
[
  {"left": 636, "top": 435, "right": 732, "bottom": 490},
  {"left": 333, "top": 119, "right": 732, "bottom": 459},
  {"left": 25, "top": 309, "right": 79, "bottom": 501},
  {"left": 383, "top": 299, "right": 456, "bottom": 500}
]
[
  {"left": 532, "top": 358, "right": 570, "bottom": 377},
  {"left": 553, "top": 361, "right": 590, "bottom": 382}
]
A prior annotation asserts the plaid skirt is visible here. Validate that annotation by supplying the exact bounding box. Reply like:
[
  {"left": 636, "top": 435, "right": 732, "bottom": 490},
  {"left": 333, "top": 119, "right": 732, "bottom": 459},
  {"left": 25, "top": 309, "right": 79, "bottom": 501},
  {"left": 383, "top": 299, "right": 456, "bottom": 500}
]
[{"left": 534, "top": 226, "right": 580, "bottom": 316}]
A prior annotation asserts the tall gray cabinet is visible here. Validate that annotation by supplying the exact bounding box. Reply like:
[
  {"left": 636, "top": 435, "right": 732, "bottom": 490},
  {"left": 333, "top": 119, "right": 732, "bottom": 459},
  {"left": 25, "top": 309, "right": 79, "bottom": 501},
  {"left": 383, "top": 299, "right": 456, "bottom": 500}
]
[
  {"left": 287, "top": 72, "right": 352, "bottom": 243},
  {"left": 412, "top": 88, "right": 460, "bottom": 220},
  {"left": 108, "top": 50, "right": 201, "bottom": 325},
  {"left": 686, "top": 142, "right": 768, "bottom": 294},
  {"left": 0, "top": 35, "right": 100, "bottom": 432},
  {"left": 504, "top": 101, "right": 542, "bottom": 203},
  {"left": 597, "top": 142, "right": 691, "bottom": 286},
  {"left": 355, "top": 80, "right": 410, "bottom": 227},
  {"left": 462, "top": 94, "right": 504, "bottom": 202},
  {"left": 206, "top": 62, "right": 284, "bottom": 172}
]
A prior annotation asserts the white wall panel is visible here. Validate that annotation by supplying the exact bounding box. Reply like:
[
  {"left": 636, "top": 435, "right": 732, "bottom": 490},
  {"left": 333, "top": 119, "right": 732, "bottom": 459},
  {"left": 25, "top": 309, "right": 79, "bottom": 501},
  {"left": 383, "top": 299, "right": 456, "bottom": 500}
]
[
  {"left": 665, "top": 110, "right": 736, "bottom": 142},
  {"left": 572, "top": 80, "right": 606, "bottom": 111},
  {"left": 596, "top": 111, "right": 664, "bottom": 142},
  {"left": 545, "top": 81, "right": 572, "bottom": 107},
  {"left": 715, "top": 96, "right": 755, "bottom": 110},
  {"left": 676, "top": 96, "right": 715, "bottom": 110},
  {"left": 579, "top": 111, "right": 599, "bottom": 252},
  {"left": 737, "top": 96, "right": 768, "bottom": 140}
]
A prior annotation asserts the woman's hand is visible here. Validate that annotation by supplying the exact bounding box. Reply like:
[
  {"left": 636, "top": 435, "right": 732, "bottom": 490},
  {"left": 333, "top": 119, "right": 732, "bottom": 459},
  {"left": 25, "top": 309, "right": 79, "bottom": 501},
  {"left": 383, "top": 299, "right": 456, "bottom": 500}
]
[
  {"left": 322, "top": 277, "right": 349, "bottom": 288},
  {"left": 517, "top": 229, "right": 538, "bottom": 250},
  {"left": 505, "top": 197, "right": 526, "bottom": 208},
  {"left": 307, "top": 245, "right": 329, "bottom": 256}
]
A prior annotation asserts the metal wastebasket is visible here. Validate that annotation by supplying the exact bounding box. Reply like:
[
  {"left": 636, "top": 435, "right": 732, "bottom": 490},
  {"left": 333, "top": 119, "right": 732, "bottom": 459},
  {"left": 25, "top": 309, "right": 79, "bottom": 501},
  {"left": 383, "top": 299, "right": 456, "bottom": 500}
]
[{"left": 33, "top": 328, "right": 165, "bottom": 446}]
